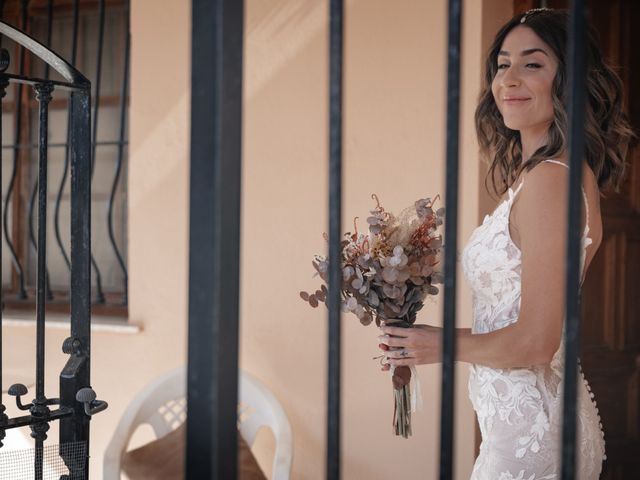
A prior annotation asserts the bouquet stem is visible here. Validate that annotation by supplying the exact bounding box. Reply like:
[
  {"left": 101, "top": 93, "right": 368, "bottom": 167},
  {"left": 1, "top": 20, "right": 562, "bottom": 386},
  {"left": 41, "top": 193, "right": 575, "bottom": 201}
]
[
  {"left": 387, "top": 319, "right": 414, "bottom": 438},
  {"left": 393, "top": 382, "right": 412, "bottom": 438}
]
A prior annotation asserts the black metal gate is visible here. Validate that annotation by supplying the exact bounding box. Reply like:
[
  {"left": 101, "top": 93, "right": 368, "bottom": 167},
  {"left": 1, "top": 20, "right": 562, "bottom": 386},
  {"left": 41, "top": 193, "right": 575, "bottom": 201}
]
[
  {"left": 0, "top": 20, "right": 106, "bottom": 480},
  {"left": 187, "top": 0, "right": 590, "bottom": 479}
]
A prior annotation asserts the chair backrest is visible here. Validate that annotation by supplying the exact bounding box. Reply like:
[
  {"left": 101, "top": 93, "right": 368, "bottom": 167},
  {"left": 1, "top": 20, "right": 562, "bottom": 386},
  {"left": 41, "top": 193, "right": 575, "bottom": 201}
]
[
  {"left": 239, "top": 371, "right": 293, "bottom": 479},
  {"left": 103, "top": 367, "right": 293, "bottom": 479}
]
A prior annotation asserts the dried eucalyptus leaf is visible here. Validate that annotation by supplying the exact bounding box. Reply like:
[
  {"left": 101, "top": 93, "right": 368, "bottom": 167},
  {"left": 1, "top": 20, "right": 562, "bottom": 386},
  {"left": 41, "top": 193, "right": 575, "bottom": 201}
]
[
  {"left": 431, "top": 271, "right": 444, "bottom": 284},
  {"left": 399, "top": 302, "right": 412, "bottom": 317},
  {"left": 368, "top": 290, "right": 380, "bottom": 307}
]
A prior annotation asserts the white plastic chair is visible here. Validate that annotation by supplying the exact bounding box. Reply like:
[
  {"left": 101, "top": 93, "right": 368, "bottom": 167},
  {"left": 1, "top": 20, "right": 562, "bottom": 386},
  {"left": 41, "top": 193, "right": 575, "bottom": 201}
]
[{"left": 103, "top": 367, "right": 293, "bottom": 479}]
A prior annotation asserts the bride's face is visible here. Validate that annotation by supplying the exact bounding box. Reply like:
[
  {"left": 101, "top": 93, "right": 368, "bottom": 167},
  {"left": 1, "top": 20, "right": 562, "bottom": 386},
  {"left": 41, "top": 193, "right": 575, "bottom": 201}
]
[{"left": 491, "top": 25, "right": 559, "bottom": 132}]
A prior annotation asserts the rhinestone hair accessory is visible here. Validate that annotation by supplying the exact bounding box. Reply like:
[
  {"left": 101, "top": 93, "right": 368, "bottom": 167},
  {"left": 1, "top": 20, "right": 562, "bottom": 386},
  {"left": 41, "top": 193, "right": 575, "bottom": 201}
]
[{"left": 520, "top": 7, "right": 553, "bottom": 23}]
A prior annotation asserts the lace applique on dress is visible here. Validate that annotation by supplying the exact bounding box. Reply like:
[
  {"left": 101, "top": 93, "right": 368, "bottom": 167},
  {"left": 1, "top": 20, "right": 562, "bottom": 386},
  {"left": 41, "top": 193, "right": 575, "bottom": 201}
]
[{"left": 461, "top": 159, "right": 605, "bottom": 479}]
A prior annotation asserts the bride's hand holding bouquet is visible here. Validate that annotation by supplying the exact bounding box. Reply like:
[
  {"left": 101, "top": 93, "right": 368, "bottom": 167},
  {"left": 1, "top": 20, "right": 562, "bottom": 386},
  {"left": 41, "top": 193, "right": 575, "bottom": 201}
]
[{"left": 378, "top": 323, "right": 443, "bottom": 371}]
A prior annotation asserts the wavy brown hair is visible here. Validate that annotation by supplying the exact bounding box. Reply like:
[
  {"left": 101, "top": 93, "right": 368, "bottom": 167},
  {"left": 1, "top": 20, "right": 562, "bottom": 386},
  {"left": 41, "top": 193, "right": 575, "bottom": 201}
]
[{"left": 475, "top": 8, "right": 638, "bottom": 199}]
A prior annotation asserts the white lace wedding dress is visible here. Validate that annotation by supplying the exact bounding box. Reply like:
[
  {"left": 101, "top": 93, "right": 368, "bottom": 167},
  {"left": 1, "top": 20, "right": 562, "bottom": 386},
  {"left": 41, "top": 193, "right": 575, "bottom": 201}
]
[{"left": 460, "top": 159, "right": 606, "bottom": 479}]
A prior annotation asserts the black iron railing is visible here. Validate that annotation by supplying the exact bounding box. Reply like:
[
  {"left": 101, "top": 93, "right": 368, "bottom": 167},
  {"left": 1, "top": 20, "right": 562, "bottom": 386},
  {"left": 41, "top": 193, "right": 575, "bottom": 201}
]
[
  {"left": 0, "top": 18, "right": 106, "bottom": 480},
  {"left": 327, "top": 1, "right": 343, "bottom": 478},
  {"left": 560, "top": 1, "right": 589, "bottom": 477},
  {"left": 186, "top": 0, "right": 243, "bottom": 478},
  {"left": 186, "top": 1, "right": 590, "bottom": 479},
  {"left": 440, "top": 1, "right": 461, "bottom": 477}
]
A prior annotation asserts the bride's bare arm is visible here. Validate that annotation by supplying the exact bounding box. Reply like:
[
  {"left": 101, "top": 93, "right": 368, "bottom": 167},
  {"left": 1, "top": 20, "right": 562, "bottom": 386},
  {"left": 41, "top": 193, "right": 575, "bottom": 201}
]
[
  {"left": 382, "top": 162, "right": 573, "bottom": 370},
  {"left": 456, "top": 325, "right": 551, "bottom": 368},
  {"left": 380, "top": 324, "right": 550, "bottom": 369}
]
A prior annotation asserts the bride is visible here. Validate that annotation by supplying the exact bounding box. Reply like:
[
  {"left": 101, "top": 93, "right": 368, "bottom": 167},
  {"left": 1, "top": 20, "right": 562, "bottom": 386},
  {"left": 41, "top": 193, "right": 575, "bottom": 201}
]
[{"left": 377, "top": 7, "right": 636, "bottom": 479}]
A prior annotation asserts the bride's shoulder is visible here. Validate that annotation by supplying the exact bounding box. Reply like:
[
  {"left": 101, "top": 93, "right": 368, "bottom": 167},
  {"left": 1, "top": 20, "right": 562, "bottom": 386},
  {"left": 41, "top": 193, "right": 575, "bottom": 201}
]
[{"left": 520, "top": 158, "right": 571, "bottom": 194}]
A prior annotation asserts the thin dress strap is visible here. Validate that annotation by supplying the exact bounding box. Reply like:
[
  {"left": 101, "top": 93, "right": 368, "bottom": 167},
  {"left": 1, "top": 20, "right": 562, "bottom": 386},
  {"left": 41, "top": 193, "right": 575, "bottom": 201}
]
[{"left": 538, "top": 159, "right": 590, "bottom": 240}]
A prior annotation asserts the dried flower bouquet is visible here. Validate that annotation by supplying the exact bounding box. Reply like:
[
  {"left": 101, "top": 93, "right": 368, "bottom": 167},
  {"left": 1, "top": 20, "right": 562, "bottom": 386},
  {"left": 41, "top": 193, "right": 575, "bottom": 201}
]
[{"left": 300, "top": 194, "right": 445, "bottom": 437}]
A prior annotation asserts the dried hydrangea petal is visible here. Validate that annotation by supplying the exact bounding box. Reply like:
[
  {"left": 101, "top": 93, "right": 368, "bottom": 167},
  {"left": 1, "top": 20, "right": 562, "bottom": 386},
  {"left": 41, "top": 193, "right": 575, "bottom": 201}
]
[{"left": 382, "top": 267, "right": 398, "bottom": 283}]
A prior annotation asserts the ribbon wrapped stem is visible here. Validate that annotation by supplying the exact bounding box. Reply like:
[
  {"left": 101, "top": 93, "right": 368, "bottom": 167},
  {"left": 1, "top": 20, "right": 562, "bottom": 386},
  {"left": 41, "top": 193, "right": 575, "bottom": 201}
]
[{"left": 387, "top": 319, "right": 416, "bottom": 438}]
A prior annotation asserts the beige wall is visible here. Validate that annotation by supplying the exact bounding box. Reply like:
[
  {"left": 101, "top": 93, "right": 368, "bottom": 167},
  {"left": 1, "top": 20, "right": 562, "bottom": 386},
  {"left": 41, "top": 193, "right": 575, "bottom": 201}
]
[
  {"left": 2, "top": 0, "right": 513, "bottom": 478},
  {"left": 244, "top": 0, "right": 500, "bottom": 478}
]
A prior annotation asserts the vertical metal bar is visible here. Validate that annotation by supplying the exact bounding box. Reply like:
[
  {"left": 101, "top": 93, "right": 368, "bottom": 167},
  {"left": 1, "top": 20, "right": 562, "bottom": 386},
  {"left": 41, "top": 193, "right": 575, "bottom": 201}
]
[
  {"left": 0, "top": 1, "right": 5, "bottom": 48},
  {"left": 59, "top": 87, "right": 92, "bottom": 478},
  {"left": 561, "top": 1, "right": 588, "bottom": 479},
  {"left": 28, "top": 191, "right": 54, "bottom": 299},
  {"left": 107, "top": 0, "right": 130, "bottom": 304},
  {"left": 34, "top": 82, "right": 53, "bottom": 416},
  {"left": 0, "top": 73, "right": 8, "bottom": 448},
  {"left": 439, "top": 0, "right": 462, "bottom": 479},
  {"left": 32, "top": 81, "right": 54, "bottom": 480},
  {"left": 45, "top": 0, "right": 55, "bottom": 300},
  {"left": 34, "top": 442, "right": 43, "bottom": 480},
  {"left": 327, "top": 0, "right": 343, "bottom": 479},
  {"left": 55, "top": 0, "right": 80, "bottom": 271},
  {"left": 71, "top": 88, "right": 93, "bottom": 408},
  {"left": 28, "top": 0, "right": 55, "bottom": 300},
  {"left": 89, "top": 0, "right": 106, "bottom": 304},
  {"left": 186, "top": 0, "right": 243, "bottom": 478}
]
